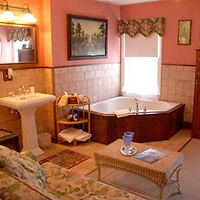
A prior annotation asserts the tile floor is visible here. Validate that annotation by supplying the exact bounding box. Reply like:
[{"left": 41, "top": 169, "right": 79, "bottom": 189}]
[
  {"left": 179, "top": 138, "right": 200, "bottom": 200},
  {"left": 38, "top": 129, "right": 191, "bottom": 176},
  {"left": 145, "top": 129, "right": 191, "bottom": 151},
  {"left": 38, "top": 141, "right": 105, "bottom": 175},
  {"left": 87, "top": 138, "right": 200, "bottom": 200}
]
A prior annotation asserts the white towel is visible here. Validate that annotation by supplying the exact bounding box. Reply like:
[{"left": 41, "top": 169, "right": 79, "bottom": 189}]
[
  {"left": 58, "top": 128, "right": 91, "bottom": 143},
  {"left": 75, "top": 132, "right": 91, "bottom": 142},
  {"left": 77, "top": 94, "right": 84, "bottom": 104},
  {"left": 58, "top": 128, "right": 82, "bottom": 143},
  {"left": 114, "top": 109, "right": 131, "bottom": 118},
  {"left": 58, "top": 94, "right": 68, "bottom": 107}
]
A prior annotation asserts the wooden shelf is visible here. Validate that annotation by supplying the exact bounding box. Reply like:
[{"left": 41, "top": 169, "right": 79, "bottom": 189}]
[
  {"left": 57, "top": 117, "right": 89, "bottom": 125},
  {"left": 56, "top": 95, "right": 91, "bottom": 145},
  {"left": 67, "top": 101, "right": 89, "bottom": 107}
]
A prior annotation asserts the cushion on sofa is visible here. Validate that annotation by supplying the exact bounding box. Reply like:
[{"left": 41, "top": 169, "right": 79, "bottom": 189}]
[
  {"left": 20, "top": 151, "right": 38, "bottom": 162},
  {"left": 0, "top": 171, "right": 50, "bottom": 200},
  {"left": 43, "top": 162, "right": 144, "bottom": 200},
  {"left": 0, "top": 145, "right": 46, "bottom": 188}
]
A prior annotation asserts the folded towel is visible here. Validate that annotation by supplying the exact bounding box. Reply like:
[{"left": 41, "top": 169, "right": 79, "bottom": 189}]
[
  {"left": 75, "top": 132, "right": 91, "bottom": 142},
  {"left": 58, "top": 94, "right": 68, "bottom": 107},
  {"left": 77, "top": 94, "right": 84, "bottom": 104},
  {"left": 114, "top": 109, "right": 131, "bottom": 118},
  {"left": 58, "top": 128, "right": 91, "bottom": 143},
  {"left": 58, "top": 128, "right": 82, "bottom": 143}
]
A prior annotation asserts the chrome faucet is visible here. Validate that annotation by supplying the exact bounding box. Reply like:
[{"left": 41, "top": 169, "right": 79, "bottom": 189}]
[
  {"left": 9, "top": 92, "right": 15, "bottom": 98},
  {"left": 18, "top": 86, "right": 26, "bottom": 98},
  {"left": 134, "top": 98, "right": 139, "bottom": 112}
]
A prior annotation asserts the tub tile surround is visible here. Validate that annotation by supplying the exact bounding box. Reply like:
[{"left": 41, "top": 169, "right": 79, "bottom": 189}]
[
  {"left": 160, "top": 65, "right": 195, "bottom": 122},
  {"left": 44, "top": 68, "right": 55, "bottom": 137},
  {"left": 54, "top": 63, "right": 121, "bottom": 103},
  {"left": 0, "top": 63, "right": 195, "bottom": 146},
  {"left": 0, "top": 63, "right": 120, "bottom": 143}
]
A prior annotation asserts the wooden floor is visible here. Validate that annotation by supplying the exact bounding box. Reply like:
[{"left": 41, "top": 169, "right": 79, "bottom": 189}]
[
  {"left": 38, "top": 141, "right": 105, "bottom": 175},
  {"left": 38, "top": 129, "right": 191, "bottom": 176},
  {"left": 88, "top": 138, "right": 200, "bottom": 200}
]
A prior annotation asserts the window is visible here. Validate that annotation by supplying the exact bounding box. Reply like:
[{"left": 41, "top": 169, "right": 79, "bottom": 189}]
[{"left": 121, "top": 33, "right": 162, "bottom": 100}]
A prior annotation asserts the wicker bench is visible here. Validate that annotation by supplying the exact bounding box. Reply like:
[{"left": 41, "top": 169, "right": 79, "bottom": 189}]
[{"left": 94, "top": 139, "right": 183, "bottom": 200}]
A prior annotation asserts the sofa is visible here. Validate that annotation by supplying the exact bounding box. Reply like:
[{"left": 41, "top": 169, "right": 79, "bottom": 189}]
[{"left": 0, "top": 146, "right": 144, "bottom": 200}]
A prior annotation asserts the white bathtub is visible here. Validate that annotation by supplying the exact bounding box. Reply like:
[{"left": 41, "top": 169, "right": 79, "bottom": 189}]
[
  {"left": 87, "top": 96, "right": 184, "bottom": 144},
  {"left": 90, "top": 96, "right": 180, "bottom": 116}
]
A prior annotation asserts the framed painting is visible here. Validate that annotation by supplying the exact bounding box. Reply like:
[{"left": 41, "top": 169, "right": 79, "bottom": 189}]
[
  {"left": 67, "top": 14, "right": 108, "bottom": 60},
  {"left": 178, "top": 20, "right": 192, "bottom": 45}
]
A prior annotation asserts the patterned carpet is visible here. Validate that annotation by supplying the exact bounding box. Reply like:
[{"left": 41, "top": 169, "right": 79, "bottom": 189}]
[{"left": 39, "top": 149, "right": 90, "bottom": 169}]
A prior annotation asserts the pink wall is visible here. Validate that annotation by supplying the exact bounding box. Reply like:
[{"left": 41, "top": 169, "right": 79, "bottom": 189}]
[
  {"left": 50, "top": 0, "right": 120, "bottom": 67},
  {"left": 42, "top": 0, "right": 53, "bottom": 67},
  {"left": 121, "top": 0, "right": 200, "bottom": 65},
  {"left": 0, "top": 26, "right": 14, "bottom": 63}
]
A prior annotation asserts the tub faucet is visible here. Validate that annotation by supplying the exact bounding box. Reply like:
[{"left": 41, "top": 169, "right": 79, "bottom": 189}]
[{"left": 134, "top": 98, "right": 139, "bottom": 112}]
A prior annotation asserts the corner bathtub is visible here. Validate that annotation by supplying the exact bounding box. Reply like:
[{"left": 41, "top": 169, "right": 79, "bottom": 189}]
[{"left": 88, "top": 96, "right": 184, "bottom": 144}]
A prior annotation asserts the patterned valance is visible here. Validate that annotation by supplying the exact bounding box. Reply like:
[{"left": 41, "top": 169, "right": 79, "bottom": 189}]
[
  {"left": 8, "top": 28, "right": 31, "bottom": 42},
  {"left": 118, "top": 17, "right": 165, "bottom": 37}
]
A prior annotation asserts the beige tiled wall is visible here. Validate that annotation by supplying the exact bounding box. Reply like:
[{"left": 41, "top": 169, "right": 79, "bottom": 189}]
[
  {"left": 160, "top": 65, "right": 195, "bottom": 122},
  {"left": 0, "top": 63, "right": 194, "bottom": 143},
  {"left": 54, "top": 63, "right": 120, "bottom": 103},
  {"left": 44, "top": 68, "right": 55, "bottom": 137},
  {"left": 0, "top": 63, "right": 120, "bottom": 141}
]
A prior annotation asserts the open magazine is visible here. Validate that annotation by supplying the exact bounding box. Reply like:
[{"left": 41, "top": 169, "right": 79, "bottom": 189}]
[{"left": 135, "top": 148, "right": 168, "bottom": 164}]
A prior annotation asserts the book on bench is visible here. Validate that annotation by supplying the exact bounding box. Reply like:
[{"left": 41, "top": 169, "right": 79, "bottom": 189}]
[{"left": 135, "top": 148, "right": 168, "bottom": 164}]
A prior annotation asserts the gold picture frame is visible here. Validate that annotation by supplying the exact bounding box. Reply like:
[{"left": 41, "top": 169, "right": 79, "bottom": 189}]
[
  {"left": 0, "top": 22, "right": 38, "bottom": 65},
  {"left": 178, "top": 20, "right": 192, "bottom": 45}
]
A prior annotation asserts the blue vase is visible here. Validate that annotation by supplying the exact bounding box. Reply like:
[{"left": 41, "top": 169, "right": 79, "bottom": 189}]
[{"left": 123, "top": 132, "right": 134, "bottom": 153}]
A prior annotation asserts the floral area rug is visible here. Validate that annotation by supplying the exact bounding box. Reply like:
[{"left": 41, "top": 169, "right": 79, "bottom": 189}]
[{"left": 39, "top": 149, "right": 90, "bottom": 169}]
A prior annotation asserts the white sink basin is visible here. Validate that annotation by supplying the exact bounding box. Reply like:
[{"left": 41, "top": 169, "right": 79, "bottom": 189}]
[
  {"left": 0, "top": 93, "right": 55, "bottom": 110},
  {"left": 0, "top": 93, "right": 56, "bottom": 156}
]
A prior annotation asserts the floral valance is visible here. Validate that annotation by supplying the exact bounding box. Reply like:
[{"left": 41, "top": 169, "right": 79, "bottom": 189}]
[
  {"left": 118, "top": 17, "right": 165, "bottom": 37},
  {"left": 8, "top": 28, "right": 31, "bottom": 42}
]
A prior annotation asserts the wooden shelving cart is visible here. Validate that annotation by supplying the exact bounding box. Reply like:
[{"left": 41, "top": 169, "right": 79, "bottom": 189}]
[{"left": 56, "top": 95, "right": 91, "bottom": 145}]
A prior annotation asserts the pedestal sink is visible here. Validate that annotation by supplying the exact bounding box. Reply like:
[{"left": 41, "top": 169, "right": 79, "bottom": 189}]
[{"left": 0, "top": 93, "right": 56, "bottom": 156}]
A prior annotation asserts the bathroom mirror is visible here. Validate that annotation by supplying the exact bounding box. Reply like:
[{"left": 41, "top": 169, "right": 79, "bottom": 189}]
[{"left": 0, "top": 23, "right": 37, "bottom": 65}]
